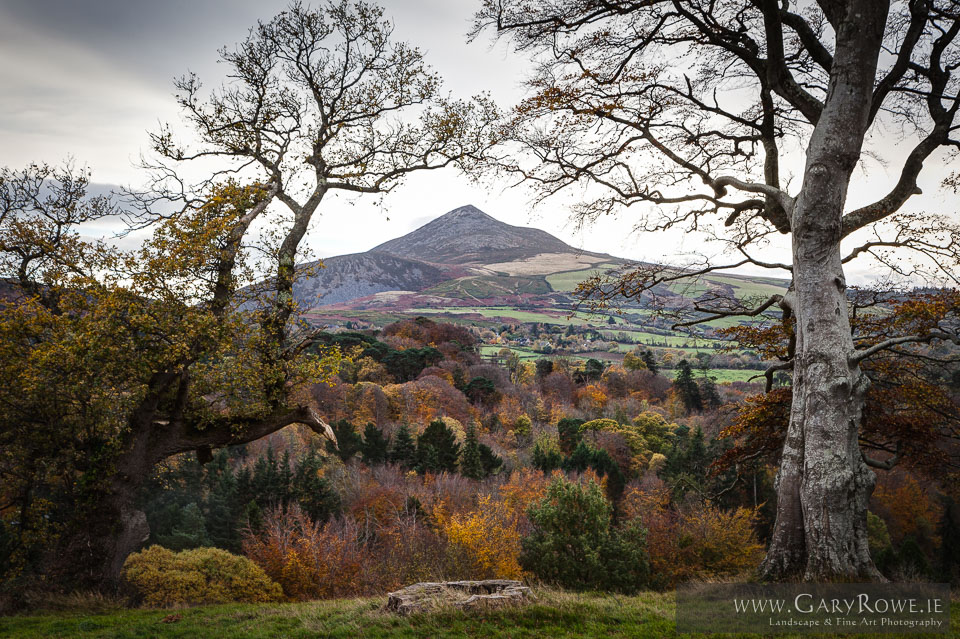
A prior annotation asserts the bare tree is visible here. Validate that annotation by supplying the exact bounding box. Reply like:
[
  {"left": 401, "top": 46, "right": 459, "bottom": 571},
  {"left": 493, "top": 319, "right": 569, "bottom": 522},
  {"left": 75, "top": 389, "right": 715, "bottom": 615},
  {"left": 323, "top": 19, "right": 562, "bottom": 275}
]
[{"left": 473, "top": 0, "right": 960, "bottom": 580}]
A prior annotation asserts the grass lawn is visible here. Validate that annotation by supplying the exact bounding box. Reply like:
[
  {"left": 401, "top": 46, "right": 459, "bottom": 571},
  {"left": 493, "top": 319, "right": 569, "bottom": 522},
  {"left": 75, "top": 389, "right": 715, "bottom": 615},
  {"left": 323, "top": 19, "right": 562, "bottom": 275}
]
[{"left": 3, "top": 590, "right": 956, "bottom": 639}]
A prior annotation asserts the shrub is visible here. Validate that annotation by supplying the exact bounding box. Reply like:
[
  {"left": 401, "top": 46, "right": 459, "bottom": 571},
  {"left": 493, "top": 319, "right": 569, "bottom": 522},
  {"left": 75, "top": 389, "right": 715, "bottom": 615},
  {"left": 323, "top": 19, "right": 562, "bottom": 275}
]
[
  {"left": 121, "top": 545, "right": 283, "bottom": 607},
  {"left": 434, "top": 495, "right": 525, "bottom": 580},
  {"left": 622, "top": 485, "right": 765, "bottom": 588},
  {"left": 520, "top": 478, "right": 649, "bottom": 593},
  {"left": 242, "top": 506, "right": 372, "bottom": 600}
]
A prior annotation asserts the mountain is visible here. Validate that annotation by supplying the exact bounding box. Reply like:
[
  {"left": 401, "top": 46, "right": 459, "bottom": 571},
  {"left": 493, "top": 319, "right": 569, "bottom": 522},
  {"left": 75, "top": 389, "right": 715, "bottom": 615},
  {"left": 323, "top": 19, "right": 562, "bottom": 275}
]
[
  {"left": 371, "top": 204, "right": 604, "bottom": 265},
  {"left": 292, "top": 204, "right": 789, "bottom": 327},
  {"left": 293, "top": 204, "right": 614, "bottom": 309},
  {"left": 293, "top": 252, "right": 452, "bottom": 307}
]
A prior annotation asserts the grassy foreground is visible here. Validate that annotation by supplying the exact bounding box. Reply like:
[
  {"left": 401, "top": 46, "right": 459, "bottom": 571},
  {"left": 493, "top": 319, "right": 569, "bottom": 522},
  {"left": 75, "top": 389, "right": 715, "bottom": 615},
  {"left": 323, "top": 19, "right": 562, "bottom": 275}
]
[{"left": 1, "top": 590, "right": 957, "bottom": 639}]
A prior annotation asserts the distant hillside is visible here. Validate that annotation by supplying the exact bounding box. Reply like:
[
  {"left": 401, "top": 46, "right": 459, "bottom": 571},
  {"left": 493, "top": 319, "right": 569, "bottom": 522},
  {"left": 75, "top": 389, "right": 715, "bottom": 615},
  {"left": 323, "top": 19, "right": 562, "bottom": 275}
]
[
  {"left": 293, "top": 252, "right": 450, "bottom": 308},
  {"left": 292, "top": 204, "right": 614, "bottom": 308},
  {"left": 292, "top": 203, "right": 788, "bottom": 318},
  {"left": 371, "top": 205, "right": 607, "bottom": 265}
]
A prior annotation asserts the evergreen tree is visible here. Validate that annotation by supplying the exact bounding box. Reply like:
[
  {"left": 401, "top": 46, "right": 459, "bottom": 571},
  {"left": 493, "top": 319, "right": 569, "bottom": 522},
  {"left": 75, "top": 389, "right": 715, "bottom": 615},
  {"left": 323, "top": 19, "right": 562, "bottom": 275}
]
[
  {"left": 242, "top": 500, "right": 263, "bottom": 535},
  {"left": 520, "top": 478, "right": 649, "bottom": 593},
  {"left": 251, "top": 447, "right": 287, "bottom": 508},
  {"left": 292, "top": 448, "right": 341, "bottom": 522},
  {"left": 202, "top": 450, "right": 240, "bottom": 551},
  {"left": 417, "top": 443, "right": 441, "bottom": 474},
  {"left": 416, "top": 420, "right": 461, "bottom": 473},
  {"left": 360, "top": 423, "right": 390, "bottom": 466},
  {"left": 158, "top": 502, "right": 211, "bottom": 550},
  {"left": 389, "top": 424, "right": 417, "bottom": 469},
  {"left": 641, "top": 350, "right": 659, "bottom": 376},
  {"left": 699, "top": 375, "right": 722, "bottom": 408},
  {"left": 556, "top": 418, "right": 585, "bottom": 454},
  {"left": 452, "top": 367, "right": 468, "bottom": 392},
  {"left": 696, "top": 359, "right": 722, "bottom": 408},
  {"left": 582, "top": 358, "right": 604, "bottom": 382},
  {"left": 673, "top": 360, "right": 702, "bottom": 413},
  {"left": 937, "top": 496, "right": 960, "bottom": 585},
  {"left": 326, "top": 419, "right": 363, "bottom": 463},
  {"left": 464, "top": 377, "right": 498, "bottom": 405},
  {"left": 460, "top": 423, "right": 485, "bottom": 479},
  {"left": 561, "top": 441, "right": 626, "bottom": 500},
  {"left": 535, "top": 358, "right": 554, "bottom": 381},
  {"left": 661, "top": 426, "right": 709, "bottom": 498},
  {"left": 478, "top": 443, "right": 504, "bottom": 477},
  {"left": 532, "top": 443, "right": 564, "bottom": 472},
  {"left": 564, "top": 440, "right": 595, "bottom": 473}
]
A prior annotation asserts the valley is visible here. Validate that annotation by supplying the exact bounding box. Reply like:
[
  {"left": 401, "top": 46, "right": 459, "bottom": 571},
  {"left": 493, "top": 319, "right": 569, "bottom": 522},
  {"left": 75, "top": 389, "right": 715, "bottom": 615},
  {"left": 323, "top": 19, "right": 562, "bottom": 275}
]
[{"left": 294, "top": 204, "right": 786, "bottom": 380}]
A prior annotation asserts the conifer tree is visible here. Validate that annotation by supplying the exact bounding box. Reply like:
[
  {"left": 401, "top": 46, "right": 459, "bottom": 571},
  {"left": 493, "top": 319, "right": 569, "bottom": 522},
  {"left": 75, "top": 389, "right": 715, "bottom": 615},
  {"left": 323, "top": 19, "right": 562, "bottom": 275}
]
[
  {"left": 673, "top": 360, "right": 703, "bottom": 413},
  {"left": 326, "top": 420, "right": 363, "bottom": 463},
  {"left": 479, "top": 442, "right": 504, "bottom": 477},
  {"left": 460, "top": 423, "right": 485, "bottom": 480},
  {"left": 360, "top": 423, "right": 390, "bottom": 466},
  {"left": 292, "top": 449, "right": 340, "bottom": 522},
  {"left": 389, "top": 424, "right": 417, "bottom": 469},
  {"left": 416, "top": 420, "right": 461, "bottom": 473},
  {"left": 641, "top": 350, "right": 659, "bottom": 376}
]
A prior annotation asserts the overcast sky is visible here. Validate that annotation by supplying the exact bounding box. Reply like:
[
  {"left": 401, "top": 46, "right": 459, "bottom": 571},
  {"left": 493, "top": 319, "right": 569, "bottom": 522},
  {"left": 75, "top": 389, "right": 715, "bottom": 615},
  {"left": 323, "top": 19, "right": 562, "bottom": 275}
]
[{"left": 1, "top": 1, "right": 956, "bottom": 284}]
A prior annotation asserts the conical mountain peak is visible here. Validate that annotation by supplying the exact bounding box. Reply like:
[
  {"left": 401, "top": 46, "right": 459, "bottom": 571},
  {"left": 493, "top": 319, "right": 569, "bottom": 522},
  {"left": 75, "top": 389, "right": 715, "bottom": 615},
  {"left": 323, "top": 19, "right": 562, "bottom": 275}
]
[{"left": 371, "top": 205, "right": 576, "bottom": 264}]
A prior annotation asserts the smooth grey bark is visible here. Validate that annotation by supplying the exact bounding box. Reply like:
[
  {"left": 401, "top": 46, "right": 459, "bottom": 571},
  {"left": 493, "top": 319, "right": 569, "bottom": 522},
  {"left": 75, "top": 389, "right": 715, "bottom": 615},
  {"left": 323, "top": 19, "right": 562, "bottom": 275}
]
[{"left": 762, "top": 0, "right": 888, "bottom": 581}]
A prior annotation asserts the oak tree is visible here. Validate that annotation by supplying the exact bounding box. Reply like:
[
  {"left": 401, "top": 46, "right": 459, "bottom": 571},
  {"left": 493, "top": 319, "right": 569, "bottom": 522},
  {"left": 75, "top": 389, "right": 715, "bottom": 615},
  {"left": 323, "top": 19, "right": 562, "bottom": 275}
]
[{"left": 2, "top": 0, "right": 497, "bottom": 591}]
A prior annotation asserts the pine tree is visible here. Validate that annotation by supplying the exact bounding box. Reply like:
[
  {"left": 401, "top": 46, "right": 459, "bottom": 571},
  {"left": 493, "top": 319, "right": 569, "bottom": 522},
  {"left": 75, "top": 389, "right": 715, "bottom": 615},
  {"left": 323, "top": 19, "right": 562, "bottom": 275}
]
[
  {"left": 673, "top": 359, "right": 702, "bottom": 413},
  {"left": 697, "top": 358, "right": 722, "bottom": 407},
  {"left": 641, "top": 350, "right": 659, "bottom": 376},
  {"left": 389, "top": 424, "right": 417, "bottom": 469},
  {"left": 417, "top": 420, "right": 461, "bottom": 473},
  {"left": 202, "top": 450, "right": 240, "bottom": 551},
  {"left": 292, "top": 448, "right": 341, "bottom": 522},
  {"left": 460, "top": 423, "right": 485, "bottom": 479},
  {"left": 326, "top": 419, "right": 363, "bottom": 463},
  {"left": 159, "top": 502, "right": 211, "bottom": 550},
  {"left": 360, "top": 423, "right": 390, "bottom": 466},
  {"left": 532, "top": 443, "right": 563, "bottom": 472},
  {"left": 557, "top": 418, "right": 585, "bottom": 454},
  {"left": 478, "top": 443, "right": 504, "bottom": 477}
]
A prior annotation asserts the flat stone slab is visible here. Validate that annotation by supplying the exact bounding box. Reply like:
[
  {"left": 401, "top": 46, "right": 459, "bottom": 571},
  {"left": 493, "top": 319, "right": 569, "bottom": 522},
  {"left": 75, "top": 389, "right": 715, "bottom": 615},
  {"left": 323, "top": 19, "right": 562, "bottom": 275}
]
[{"left": 385, "top": 580, "right": 533, "bottom": 615}]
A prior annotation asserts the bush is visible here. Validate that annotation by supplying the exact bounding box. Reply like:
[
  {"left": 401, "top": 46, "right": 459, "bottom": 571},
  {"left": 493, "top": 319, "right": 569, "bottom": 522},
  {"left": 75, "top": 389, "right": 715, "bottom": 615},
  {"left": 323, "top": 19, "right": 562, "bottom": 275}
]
[
  {"left": 520, "top": 478, "right": 649, "bottom": 593},
  {"left": 242, "top": 505, "right": 372, "bottom": 600},
  {"left": 434, "top": 495, "right": 525, "bottom": 580},
  {"left": 121, "top": 545, "right": 283, "bottom": 607},
  {"left": 622, "top": 485, "right": 765, "bottom": 588}
]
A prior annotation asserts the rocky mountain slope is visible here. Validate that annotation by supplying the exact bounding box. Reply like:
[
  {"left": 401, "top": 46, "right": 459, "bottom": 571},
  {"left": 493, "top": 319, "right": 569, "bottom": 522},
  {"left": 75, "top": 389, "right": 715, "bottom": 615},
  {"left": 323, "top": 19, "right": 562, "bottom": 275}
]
[
  {"left": 293, "top": 252, "right": 452, "bottom": 308},
  {"left": 294, "top": 204, "right": 611, "bottom": 309},
  {"left": 371, "top": 204, "right": 604, "bottom": 265}
]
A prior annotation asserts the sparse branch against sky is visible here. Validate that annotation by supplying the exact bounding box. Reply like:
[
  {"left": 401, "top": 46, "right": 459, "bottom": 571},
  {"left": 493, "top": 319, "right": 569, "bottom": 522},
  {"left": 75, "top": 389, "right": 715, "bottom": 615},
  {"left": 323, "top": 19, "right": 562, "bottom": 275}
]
[{"left": 0, "top": 0, "right": 957, "bottom": 285}]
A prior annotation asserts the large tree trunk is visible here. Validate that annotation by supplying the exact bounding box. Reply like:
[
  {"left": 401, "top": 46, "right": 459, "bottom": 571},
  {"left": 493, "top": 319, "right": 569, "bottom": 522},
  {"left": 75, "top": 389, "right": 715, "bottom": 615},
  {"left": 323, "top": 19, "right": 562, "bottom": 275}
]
[
  {"left": 763, "top": 0, "right": 888, "bottom": 582},
  {"left": 53, "top": 404, "right": 335, "bottom": 589}
]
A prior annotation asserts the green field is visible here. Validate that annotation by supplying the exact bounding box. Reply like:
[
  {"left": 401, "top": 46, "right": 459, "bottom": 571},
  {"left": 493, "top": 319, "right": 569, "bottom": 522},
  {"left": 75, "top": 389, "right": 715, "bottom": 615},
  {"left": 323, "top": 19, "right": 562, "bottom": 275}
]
[
  {"left": 408, "top": 306, "right": 624, "bottom": 327},
  {"left": 545, "top": 265, "right": 619, "bottom": 293},
  {"left": 479, "top": 344, "right": 540, "bottom": 360},
  {"left": 702, "top": 368, "right": 765, "bottom": 383},
  {"left": 707, "top": 274, "right": 788, "bottom": 300},
  {"left": 3, "top": 591, "right": 956, "bottom": 638},
  {"left": 614, "top": 330, "right": 717, "bottom": 348}
]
